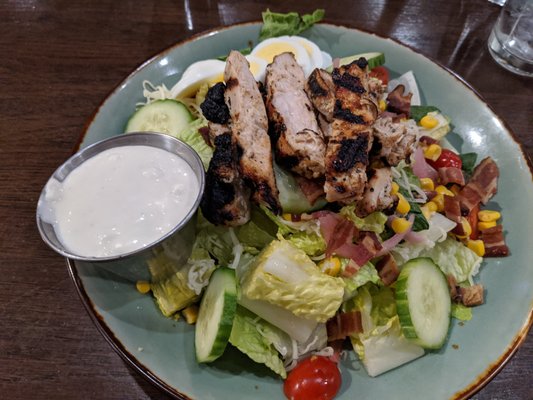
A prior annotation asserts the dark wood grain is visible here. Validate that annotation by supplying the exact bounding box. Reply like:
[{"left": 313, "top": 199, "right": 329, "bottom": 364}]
[{"left": 0, "top": 1, "right": 531, "bottom": 399}]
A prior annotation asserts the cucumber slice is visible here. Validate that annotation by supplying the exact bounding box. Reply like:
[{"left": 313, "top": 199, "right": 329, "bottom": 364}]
[
  {"left": 274, "top": 163, "right": 326, "bottom": 214},
  {"left": 125, "top": 99, "right": 193, "bottom": 136},
  {"left": 395, "top": 258, "right": 451, "bottom": 349},
  {"left": 195, "top": 268, "right": 237, "bottom": 363},
  {"left": 326, "top": 52, "right": 385, "bottom": 72}
]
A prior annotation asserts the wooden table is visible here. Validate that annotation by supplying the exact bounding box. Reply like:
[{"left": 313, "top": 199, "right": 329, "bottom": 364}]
[{"left": 1, "top": 0, "right": 531, "bottom": 398}]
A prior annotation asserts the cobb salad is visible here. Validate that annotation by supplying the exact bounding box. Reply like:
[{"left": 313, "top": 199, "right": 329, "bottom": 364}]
[{"left": 126, "top": 10, "right": 509, "bottom": 400}]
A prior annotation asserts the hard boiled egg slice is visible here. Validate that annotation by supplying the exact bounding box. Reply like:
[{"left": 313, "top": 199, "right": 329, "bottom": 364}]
[
  {"left": 321, "top": 51, "right": 333, "bottom": 69},
  {"left": 251, "top": 36, "right": 312, "bottom": 77},
  {"left": 245, "top": 54, "right": 268, "bottom": 83},
  {"left": 289, "top": 36, "right": 330, "bottom": 71},
  {"left": 170, "top": 59, "right": 226, "bottom": 98}
]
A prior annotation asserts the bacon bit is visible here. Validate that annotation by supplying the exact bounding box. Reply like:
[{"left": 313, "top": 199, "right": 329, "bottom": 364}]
[
  {"left": 467, "top": 204, "right": 479, "bottom": 240},
  {"left": 419, "top": 135, "right": 439, "bottom": 146},
  {"left": 447, "top": 274, "right": 458, "bottom": 299},
  {"left": 326, "top": 311, "right": 363, "bottom": 342},
  {"left": 291, "top": 214, "right": 302, "bottom": 222},
  {"left": 480, "top": 224, "right": 509, "bottom": 257},
  {"left": 386, "top": 84, "right": 412, "bottom": 116},
  {"left": 295, "top": 176, "right": 325, "bottom": 205},
  {"left": 457, "top": 157, "right": 499, "bottom": 214},
  {"left": 459, "top": 284, "right": 484, "bottom": 306},
  {"left": 439, "top": 167, "right": 465, "bottom": 186},
  {"left": 334, "top": 232, "right": 383, "bottom": 268},
  {"left": 341, "top": 259, "right": 360, "bottom": 277},
  {"left": 375, "top": 254, "right": 400, "bottom": 286},
  {"left": 198, "top": 126, "right": 212, "bottom": 147}
]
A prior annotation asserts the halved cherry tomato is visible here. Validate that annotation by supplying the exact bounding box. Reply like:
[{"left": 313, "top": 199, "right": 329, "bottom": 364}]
[
  {"left": 369, "top": 66, "right": 389, "bottom": 85},
  {"left": 283, "top": 356, "right": 341, "bottom": 400},
  {"left": 427, "top": 149, "right": 462, "bottom": 169}
]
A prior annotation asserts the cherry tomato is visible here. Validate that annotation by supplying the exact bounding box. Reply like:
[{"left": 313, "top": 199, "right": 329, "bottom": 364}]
[
  {"left": 369, "top": 66, "right": 389, "bottom": 85},
  {"left": 283, "top": 356, "right": 341, "bottom": 400},
  {"left": 427, "top": 149, "right": 462, "bottom": 169}
]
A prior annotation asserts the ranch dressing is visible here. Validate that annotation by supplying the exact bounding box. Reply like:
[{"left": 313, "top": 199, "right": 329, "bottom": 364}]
[{"left": 39, "top": 145, "right": 199, "bottom": 257}]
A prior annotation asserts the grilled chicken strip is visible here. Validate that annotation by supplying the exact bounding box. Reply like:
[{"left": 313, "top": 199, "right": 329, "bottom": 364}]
[
  {"left": 324, "top": 58, "right": 380, "bottom": 204},
  {"left": 356, "top": 167, "right": 396, "bottom": 217},
  {"left": 265, "top": 53, "right": 326, "bottom": 179},
  {"left": 372, "top": 117, "right": 418, "bottom": 166},
  {"left": 224, "top": 51, "right": 281, "bottom": 214},
  {"left": 200, "top": 83, "right": 251, "bottom": 226},
  {"left": 305, "top": 68, "right": 336, "bottom": 124}
]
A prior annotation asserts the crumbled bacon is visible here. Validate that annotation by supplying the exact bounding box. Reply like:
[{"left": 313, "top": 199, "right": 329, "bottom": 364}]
[
  {"left": 480, "top": 224, "right": 509, "bottom": 257},
  {"left": 375, "top": 253, "right": 400, "bottom": 286},
  {"left": 457, "top": 157, "right": 499, "bottom": 214},
  {"left": 326, "top": 311, "right": 363, "bottom": 341},
  {"left": 458, "top": 284, "right": 484, "bottom": 306},
  {"left": 419, "top": 135, "right": 439, "bottom": 146},
  {"left": 386, "top": 84, "right": 412, "bottom": 116},
  {"left": 334, "top": 232, "right": 382, "bottom": 268},
  {"left": 439, "top": 167, "right": 465, "bottom": 186}
]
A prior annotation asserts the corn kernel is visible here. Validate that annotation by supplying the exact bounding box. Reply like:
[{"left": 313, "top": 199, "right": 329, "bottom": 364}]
[
  {"left": 478, "top": 210, "right": 501, "bottom": 222},
  {"left": 319, "top": 257, "right": 341, "bottom": 277},
  {"left": 435, "top": 185, "right": 455, "bottom": 197},
  {"left": 431, "top": 194, "right": 445, "bottom": 212},
  {"left": 182, "top": 305, "right": 199, "bottom": 324},
  {"left": 391, "top": 217, "right": 411, "bottom": 234},
  {"left": 467, "top": 240, "right": 485, "bottom": 257},
  {"left": 456, "top": 217, "right": 472, "bottom": 238},
  {"left": 478, "top": 220, "right": 497, "bottom": 230},
  {"left": 282, "top": 213, "right": 292, "bottom": 221},
  {"left": 420, "top": 115, "right": 439, "bottom": 129},
  {"left": 420, "top": 178, "right": 434, "bottom": 191},
  {"left": 379, "top": 99, "right": 387, "bottom": 111},
  {"left": 136, "top": 280, "right": 151, "bottom": 294},
  {"left": 423, "top": 144, "right": 442, "bottom": 161},
  {"left": 426, "top": 201, "right": 438, "bottom": 212},
  {"left": 396, "top": 193, "right": 411, "bottom": 214},
  {"left": 391, "top": 181, "right": 400, "bottom": 196}
]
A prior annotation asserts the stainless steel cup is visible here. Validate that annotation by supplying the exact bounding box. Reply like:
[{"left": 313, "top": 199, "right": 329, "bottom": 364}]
[{"left": 36, "top": 132, "right": 205, "bottom": 266}]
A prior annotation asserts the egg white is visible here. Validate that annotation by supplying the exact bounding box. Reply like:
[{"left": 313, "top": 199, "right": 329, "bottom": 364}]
[
  {"left": 251, "top": 36, "right": 312, "bottom": 77},
  {"left": 170, "top": 59, "right": 226, "bottom": 98}
]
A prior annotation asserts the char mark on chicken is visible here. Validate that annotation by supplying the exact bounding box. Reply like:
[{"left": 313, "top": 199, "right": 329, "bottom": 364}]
[
  {"left": 324, "top": 60, "right": 379, "bottom": 204},
  {"left": 200, "top": 132, "right": 251, "bottom": 226},
  {"left": 224, "top": 50, "right": 281, "bottom": 214},
  {"left": 265, "top": 52, "right": 326, "bottom": 179}
]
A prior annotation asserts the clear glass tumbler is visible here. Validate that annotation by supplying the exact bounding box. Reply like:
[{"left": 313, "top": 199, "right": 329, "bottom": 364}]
[{"left": 488, "top": 0, "right": 533, "bottom": 77}]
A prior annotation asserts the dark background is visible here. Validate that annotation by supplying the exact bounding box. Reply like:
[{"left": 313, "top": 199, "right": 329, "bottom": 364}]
[{"left": 1, "top": 1, "right": 531, "bottom": 399}]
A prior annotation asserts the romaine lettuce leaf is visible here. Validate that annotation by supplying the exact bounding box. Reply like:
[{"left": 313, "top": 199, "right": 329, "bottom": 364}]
[
  {"left": 451, "top": 303, "right": 473, "bottom": 321},
  {"left": 286, "top": 231, "right": 326, "bottom": 257},
  {"left": 342, "top": 261, "right": 381, "bottom": 301},
  {"left": 176, "top": 117, "right": 213, "bottom": 169},
  {"left": 259, "top": 9, "right": 325, "bottom": 41},
  {"left": 229, "top": 306, "right": 288, "bottom": 378},
  {"left": 240, "top": 240, "right": 345, "bottom": 322},
  {"left": 347, "top": 284, "right": 424, "bottom": 377},
  {"left": 339, "top": 207, "right": 387, "bottom": 234}
]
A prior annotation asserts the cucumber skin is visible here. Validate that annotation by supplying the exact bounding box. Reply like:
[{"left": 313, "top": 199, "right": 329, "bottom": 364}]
[
  {"left": 125, "top": 99, "right": 192, "bottom": 136},
  {"left": 195, "top": 268, "right": 237, "bottom": 363},
  {"left": 395, "top": 258, "right": 451, "bottom": 349}
]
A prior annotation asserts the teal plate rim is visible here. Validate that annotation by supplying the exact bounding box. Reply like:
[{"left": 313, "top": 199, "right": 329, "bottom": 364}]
[{"left": 66, "top": 21, "right": 533, "bottom": 400}]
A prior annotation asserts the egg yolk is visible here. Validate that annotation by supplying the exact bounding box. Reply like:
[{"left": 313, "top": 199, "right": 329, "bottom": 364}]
[{"left": 255, "top": 43, "right": 298, "bottom": 63}]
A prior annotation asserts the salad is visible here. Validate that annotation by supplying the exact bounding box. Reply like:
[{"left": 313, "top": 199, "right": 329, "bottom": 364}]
[{"left": 126, "top": 10, "right": 509, "bottom": 400}]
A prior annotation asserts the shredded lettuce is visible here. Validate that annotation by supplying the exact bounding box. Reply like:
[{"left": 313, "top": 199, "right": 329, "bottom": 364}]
[
  {"left": 240, "top": 240, "right": 345, "bottom": 322},
  {"left": 229, "top": 306, "right": 288, "bottom": 378},
  {"left": 259, "top": 9, "right": 325, "bottom": 41}
]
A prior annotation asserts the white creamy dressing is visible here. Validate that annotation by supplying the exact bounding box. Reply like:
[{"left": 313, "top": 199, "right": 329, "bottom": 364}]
[{"left": 39, "top": 145, "right": 199, "bottom": 257}]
